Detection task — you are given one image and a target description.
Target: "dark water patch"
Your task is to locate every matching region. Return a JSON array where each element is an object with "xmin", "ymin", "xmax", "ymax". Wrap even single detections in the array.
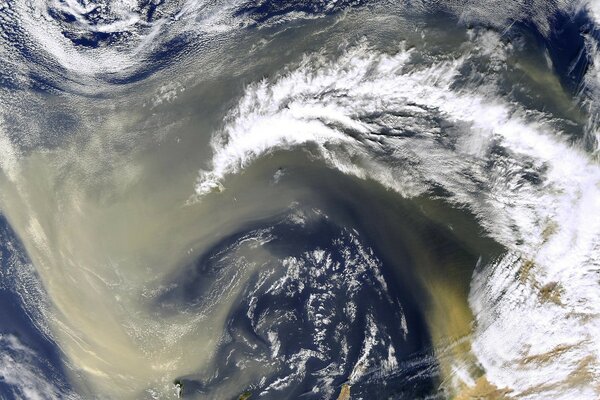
[
  {"xmin": 157, "ymin": 145, "xmax": 508, "ymax": 398},
  {"xmin": 157, "ymin": 203, "xmax": 438, "ymax": 398},
  {"xmin": 509, "ymin": 9, "xmax": 600, "ymax": 94},
  {"xmin": 0, "ymin": 215, "xmax": 74, "ymax": 399},
  {"xmin": 62, "ymin": 30, "xmax": 128, "ymax": 49}
]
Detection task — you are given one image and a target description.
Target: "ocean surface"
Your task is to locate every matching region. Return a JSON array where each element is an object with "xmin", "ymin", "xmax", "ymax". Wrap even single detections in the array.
[{"xmin": 1, "ymin": 0, "xmax": 600, "ymax": 399}]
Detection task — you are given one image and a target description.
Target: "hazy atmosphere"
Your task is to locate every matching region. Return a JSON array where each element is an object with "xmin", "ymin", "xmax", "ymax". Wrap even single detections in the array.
[{"xmin": 1, "ymin": 0, "xmax": 600, "ymax": 398}]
